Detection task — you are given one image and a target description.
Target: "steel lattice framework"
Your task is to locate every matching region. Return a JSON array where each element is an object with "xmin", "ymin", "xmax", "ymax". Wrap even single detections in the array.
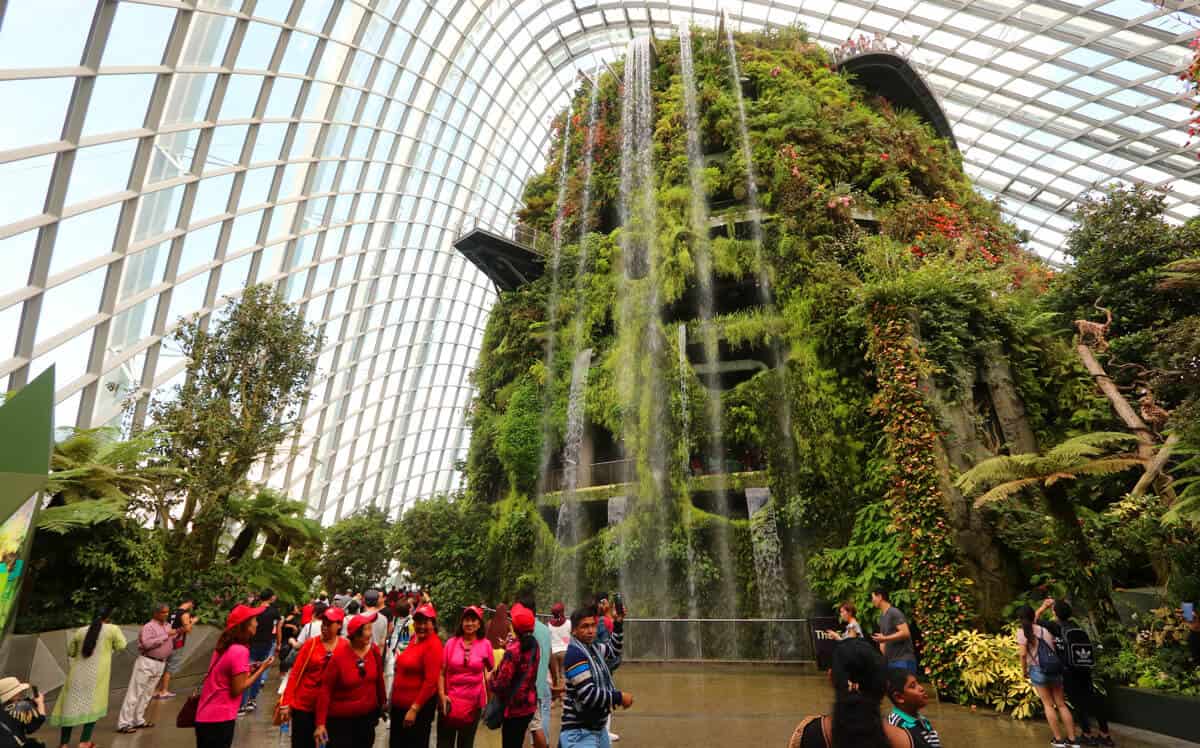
[{"xmin": 1, "ymin": 0, "xmax": 1198, "ymax": 523}]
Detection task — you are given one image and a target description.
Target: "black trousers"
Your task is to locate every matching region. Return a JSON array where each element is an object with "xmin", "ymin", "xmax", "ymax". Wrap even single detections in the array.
[
  {"xmin": 327, "ymin": 714, "xmax": 377, "ymax": 748},
  {"xmin": 1064, "ymin": 669, "xmax": 1109, "ymax": 733},
  {"xmin": 194, "ymin": 720, "xmax": 236, "ymax": 748},
  {"xmin": 436, "ymin": 716, "xmax": 480, "ymax": 748},
  {"xmin": 291, "ymin": 708, "xmax": 317, "ymax": 748},
  {"xmin": 390, "ymin": 701, "xmax": 436, "ymax": 748},
  {"xmin": 501, "ymin": 715, "xmax": 533, "ymax": 748}
]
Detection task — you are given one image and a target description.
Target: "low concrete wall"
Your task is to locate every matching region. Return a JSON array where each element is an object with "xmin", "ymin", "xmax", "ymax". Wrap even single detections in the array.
[{"xmin": 0, "ymin": 624, "xmax": 221, "ymax": 696}]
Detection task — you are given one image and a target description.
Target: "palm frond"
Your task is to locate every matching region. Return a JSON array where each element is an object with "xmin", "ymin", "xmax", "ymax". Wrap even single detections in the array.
[{"xmin": 1157, "ymin": 257, "xmax": 1200, "ymax": 292}]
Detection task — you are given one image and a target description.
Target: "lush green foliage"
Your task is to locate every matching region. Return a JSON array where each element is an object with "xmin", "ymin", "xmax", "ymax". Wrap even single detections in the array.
[
  {"xmin": 317, "ymin": 506, "xmax": 394, "ymax": 595},
  {"xmin": 391, "ymin": 494, "xmax": 491, "ymax": 626},
  {"xmin": 1099, "ymin": 606, "xmax": 1200, "ymax": 695}
]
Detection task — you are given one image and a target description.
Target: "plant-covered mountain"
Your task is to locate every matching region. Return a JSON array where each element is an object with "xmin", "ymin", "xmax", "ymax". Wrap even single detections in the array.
[{"xmin": 455, "ymin": 26, "xmax": 1193, "ymax": 684}]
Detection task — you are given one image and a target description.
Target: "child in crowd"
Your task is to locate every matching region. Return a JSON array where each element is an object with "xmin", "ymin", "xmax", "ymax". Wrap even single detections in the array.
[{"xmin": 885, "ymin": 669, "xmax": 942, "ymax": 748}]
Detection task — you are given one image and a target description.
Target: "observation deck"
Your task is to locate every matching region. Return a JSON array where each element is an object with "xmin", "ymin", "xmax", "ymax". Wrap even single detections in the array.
[{"xmin": 452, "ymin": 223, "xmax": 546, "ymax": 292}]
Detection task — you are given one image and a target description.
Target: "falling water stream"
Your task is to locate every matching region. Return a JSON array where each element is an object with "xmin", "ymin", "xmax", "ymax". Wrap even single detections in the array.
[
  {"xmin": 554, "ymin": 82, "xmax": 601, "ymax": 605},
  {"xmin": 680, "ymin": 23, "xmax": 736, "ymax": 646},
  {"xmin": 537, "ymin": 113, "xmax": 574, "ymax": 496},
  {"xmin": 616, "ymin": 36, "xmax": 671, "ymax": 612},
  {"xmin": 723, "ymin": 25, "xmax": 794, "ymax": 631}
]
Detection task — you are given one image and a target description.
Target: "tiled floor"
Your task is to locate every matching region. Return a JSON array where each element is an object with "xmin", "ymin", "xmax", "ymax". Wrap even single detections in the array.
[{"xmin": 59, "ymin": 663, "xmax": 1184, "ymax": 747}]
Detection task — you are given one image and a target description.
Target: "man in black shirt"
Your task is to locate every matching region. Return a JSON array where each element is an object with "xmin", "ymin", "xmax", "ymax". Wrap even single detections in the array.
[{"xmin": 239, "ymin": 588, "xmax": 279, "ymax": 714}]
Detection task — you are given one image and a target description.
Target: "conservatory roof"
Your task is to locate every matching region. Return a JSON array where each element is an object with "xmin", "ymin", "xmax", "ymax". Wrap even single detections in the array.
[{"xmin": 1, "ymin": 0, "xmax": 1198, "ymax": 522}]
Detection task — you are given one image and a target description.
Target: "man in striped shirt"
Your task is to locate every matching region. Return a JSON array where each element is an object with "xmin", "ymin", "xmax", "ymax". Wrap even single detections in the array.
[{"xmin": 560, "ymin": 604, "xmax": 633, "ymax": 748}]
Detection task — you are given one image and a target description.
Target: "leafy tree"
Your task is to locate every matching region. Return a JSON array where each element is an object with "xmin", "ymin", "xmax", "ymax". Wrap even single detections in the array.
[
  {"xmin": 391, "ymin": 494, "xmax": 491, "ymax": 625},
  {"xmin": 152, "ymin": 284, "xmax": 322, "ymax": 569},
  {"xmin": 1045, "ymin": 185, "xmax": 1200, "ymax": 364},
  {"xmin": 318, "ymin": 506, "xmax": 394, "ymax": 594}
]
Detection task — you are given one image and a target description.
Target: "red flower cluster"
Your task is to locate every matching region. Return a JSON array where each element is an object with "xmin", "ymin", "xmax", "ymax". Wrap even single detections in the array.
[{"xmin": 904, "ymin": 198, "xmax": 1010, "ymax": 265}]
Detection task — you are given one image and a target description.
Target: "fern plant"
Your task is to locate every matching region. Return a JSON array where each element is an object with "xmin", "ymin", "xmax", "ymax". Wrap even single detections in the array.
[{"xmin": 956, "ymin": 432, "xmax": 1144, "ymax": 507}]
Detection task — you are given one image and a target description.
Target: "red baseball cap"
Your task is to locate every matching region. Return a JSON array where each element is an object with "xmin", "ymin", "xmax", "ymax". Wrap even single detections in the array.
[
  {"xmin": 225, "ymin": 604, "xmax": 266, "ymax": 631},
  {"xmin": 413, "ymin": 603, "xmax": 437, "ymax": 620},
  {"xmin": 347, "ymin": 611, "xmax": 378, "ymax": 637},
  {"xmin": 322, "ymin": 606, "xmax": 346, "ymax": 623},
  {"xmin": 511, "ymin": 603, "xmax": 535, "ymax": 634},
  {"xmin": 461, "ymin": 605, "xmax": 484, "ymax": 622}
]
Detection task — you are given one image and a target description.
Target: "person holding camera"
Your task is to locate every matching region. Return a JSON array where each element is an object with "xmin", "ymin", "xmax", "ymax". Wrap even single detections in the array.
[
  {"xmin": 560, "ymin": 602, "xmax": 631, "ymax": 748},
  {"xmin": 0, "ymin": 677, "xmax": 46, "ymax": 748}
]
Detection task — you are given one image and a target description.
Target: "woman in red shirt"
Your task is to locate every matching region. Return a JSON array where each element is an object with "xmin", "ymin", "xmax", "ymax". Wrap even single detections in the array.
[
  {"xmin": 313, "ymin": 613, "xmax": 386, "ymax": 748},
  {"xmin": 279, "ymin": 607, "xmax": 346, "ymax": 748},
  {"xmin": 390, "ymin": 604, "xmax": 443, "ymax": 748},
  {"xmin": 491, "ymin": 604, "xmax": 541, "ymax": 748}
]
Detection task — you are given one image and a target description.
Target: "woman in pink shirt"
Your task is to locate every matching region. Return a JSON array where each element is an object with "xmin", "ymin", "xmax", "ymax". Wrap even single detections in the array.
[{"xmin": 194, "ymin": 604, "xmax": 275, "ymax": 748}]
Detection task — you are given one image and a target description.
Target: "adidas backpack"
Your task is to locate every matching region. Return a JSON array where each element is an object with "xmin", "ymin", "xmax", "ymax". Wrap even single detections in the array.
[{"xmin": 1060, "ymin": 623, "xmax": 1096, "ymax": 670}]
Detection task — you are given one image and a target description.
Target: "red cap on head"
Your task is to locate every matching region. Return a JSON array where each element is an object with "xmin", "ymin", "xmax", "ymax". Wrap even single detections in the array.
[
  {"xmin": 413, "ymin": 603, "xmax": 437, "ymax": 620},
  {"xmin": 347, "ymin": 611, "xmax": 378, "ymax": 637},
  {"xmin": 551, "ymin": 602, "xmax": 565, "ymax": 616},
  {"xmin": 322, "ymin": 606, "xmax": 345, "ymax": 623},
  {"xmin": 511, "ymin": 603, "xmax": 535, "ymax": 634},
  {"xmin": 225, "ymin": 604, "xmax": 266, "ymax": 631},
  {"xmin": 461, "ymin": 606, "xmax": 484, "ymax": 622}
]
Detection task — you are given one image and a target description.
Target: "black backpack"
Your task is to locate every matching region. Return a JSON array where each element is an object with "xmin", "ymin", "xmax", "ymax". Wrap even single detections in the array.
[{"xmin": 1060, "ymin": 623, "xmax": 1096, "ymax": 670}]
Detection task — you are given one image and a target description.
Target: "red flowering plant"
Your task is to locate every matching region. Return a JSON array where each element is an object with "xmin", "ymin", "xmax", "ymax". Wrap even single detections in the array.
[
  {"xmin": 866, "ymin": 306, "xmax": 976, "ymax": 697},
  {"xmin": 883, "ymin": 197, "xmax": 1016, "ymax": 265}
]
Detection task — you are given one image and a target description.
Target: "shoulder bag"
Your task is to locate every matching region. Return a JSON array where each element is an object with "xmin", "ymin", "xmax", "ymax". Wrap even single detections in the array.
[
  {"xmin": 273, "ymin": 639, "xmax": 318, "ymax": 726},
  {"xmin": 482, "ymin": 649, "xmax": 530, "ymax": 730},
  {"xmin": 176, "ymin": 651, "xmax": 219, "ymax": 728}
]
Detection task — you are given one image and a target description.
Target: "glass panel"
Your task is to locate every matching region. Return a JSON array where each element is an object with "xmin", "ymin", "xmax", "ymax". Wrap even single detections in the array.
[
  {"xmin": 265, "ymin": 76, "xmax": 303, "ymax": 118},
  {"xmin": 215, "ymin": 251, "xmax": 252, "ymax": 298},
  {"xmin": 0, "ymin": 77, "xmax": 73, "ymax": 149},
  {"xmin": 109, "ymin": 296, "xmax": 157, "ymax": 349},
  {"xmin": 132, "ymin": 184, "xmax": 185, "ymax": 242},
  {"xmin": 50, "ymin": 203, "xmax": 121, "ymax": 276},
  {"xmin": 192, "ymin": 172, "xmax": 236, "ymax": 222},
  {"xmin": 0, "ymin": 230, "xmax": 36, "ymax": 299},
  {"xmin": 161, "ymin": 74, "xmax": 217, "ymax": 127},
  {"xmin": 101, "ymin": 2, "xmax": 175, "ymax": 67},
  {"xmin": 0, "ymin": 2, "xmax": 91, "ymax": 68},
  {"xmin": 250, "ymin": 122, "xmax": 288, "ymax": 163},
  {"xmin": 206, "ymin": 124, "xmax": 250, "ymax": 168},
  {"xmin": 64, "ymin": 138, "xmax": 137, "ymax": 206},
  {"xmin": 81, "ymin": 74, "xmax": 154, "ymax": 136},
  {"xmin": 36, "ymin": 265, "xmax": 106, "ymax": 343},
  {"xmin": 148, "ymin": 128, "xmax": 202, "ymax": 184},
  {"xmin": 0, "ymin": 154, "xmax": 54, "ymax": 227},
  {"xmin": 220, "ymin": 74, "xmax": 264, "ymax": 121},
  {"xmin": 118, "ymin": 240, "xmax": 171, "ymax": 300},
  {"xmin": 236, "ymin": 23, "xmax": 281, "ymax": 70},
  {"xmin": 177, "ymin": 221, "xmax": 222, "ymax": 274},
  {"xmin": 167, "ymin": 269, "xmax": 210, "ymax": 319}
]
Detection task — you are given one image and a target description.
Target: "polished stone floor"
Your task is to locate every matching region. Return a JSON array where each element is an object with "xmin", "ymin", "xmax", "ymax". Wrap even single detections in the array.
[{"xmin": 65, "ymin": 663, "xmax": 1185, "ymax": 747}]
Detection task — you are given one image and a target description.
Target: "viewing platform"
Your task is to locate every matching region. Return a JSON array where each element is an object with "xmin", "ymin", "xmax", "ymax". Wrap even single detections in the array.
[{"xmin": 452, "ymin": 223, "xmax": 546, "ymax": 292}]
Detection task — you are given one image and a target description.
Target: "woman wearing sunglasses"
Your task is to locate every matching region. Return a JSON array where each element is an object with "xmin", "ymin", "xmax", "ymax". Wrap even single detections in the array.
[
  {"xmin": 279, "ymin": 607, "xmax": 346, "ymax": 748},
  {"xmin": 437, "ymin": 606, "xmax": 493, "ymax": 748},
  {"xmin": 313, "ymin": 612, "xmax": 386, "ymax": 748}
]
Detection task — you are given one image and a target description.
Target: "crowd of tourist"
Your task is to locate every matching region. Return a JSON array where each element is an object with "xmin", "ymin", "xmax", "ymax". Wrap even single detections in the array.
[{"xmin": 7, "ymin": 580, "xmax": 1199, "ymax": 748}]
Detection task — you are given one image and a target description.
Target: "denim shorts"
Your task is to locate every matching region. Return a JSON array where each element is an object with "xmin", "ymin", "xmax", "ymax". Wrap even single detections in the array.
[
  {"xmin": 559, "ymin": 728, "xmax": 610, "ymax": 748},
  {"xmin": 1029, "ymin": 664, "xmax": 1061, "ymax": 687}
]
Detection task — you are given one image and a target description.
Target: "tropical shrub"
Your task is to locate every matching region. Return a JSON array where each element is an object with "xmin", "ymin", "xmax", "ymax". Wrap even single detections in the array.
[{"xmin": 946, "ymin": 628, "xmax": 1040, "ymax": 718}]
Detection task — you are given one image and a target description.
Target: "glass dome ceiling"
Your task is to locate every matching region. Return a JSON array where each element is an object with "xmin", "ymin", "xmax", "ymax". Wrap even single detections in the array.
[{"xmin": 1, "ymin": 0, "xmax": 1197, "ymax": 522}]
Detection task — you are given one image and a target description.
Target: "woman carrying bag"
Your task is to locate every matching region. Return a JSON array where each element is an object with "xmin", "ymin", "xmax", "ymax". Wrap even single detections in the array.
[
  {"xmin": 489, "ymin": 604, "xmax": 540, "ymax": 748},
  {"xmin": 437, "ymin": 607, "xmax": 493, "ymax": 748},
  {"xmin": 191, "ymin": 604, "xmax": 274, "ymax": 748},
  {"xmin": 278, "ymin": 607, "xmax": 346, "ymax": 748},
  {"xmin": 313, "ymin": 613, "xmax": 386, "ymax": 748}
]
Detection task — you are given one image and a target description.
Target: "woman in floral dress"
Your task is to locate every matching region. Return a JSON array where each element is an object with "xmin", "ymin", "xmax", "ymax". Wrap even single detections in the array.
[{"xmin": 50, "ymin": 608, "xmax": 127, "ymax": 748}]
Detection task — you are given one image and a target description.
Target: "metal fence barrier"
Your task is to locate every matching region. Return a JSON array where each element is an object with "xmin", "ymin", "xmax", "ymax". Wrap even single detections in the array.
[{"xmin": 614, "ymin": 617, "xmax": 816, "ymax": 663}]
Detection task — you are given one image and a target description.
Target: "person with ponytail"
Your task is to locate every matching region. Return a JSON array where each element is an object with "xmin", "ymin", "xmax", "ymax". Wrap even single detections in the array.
[
  {"xmin": 49, "ymin": 608, "xmax": 126, "ymax": 748},
  {"xmin": 490, "ymin": 604, "xmax": 541, "ymax": 748},
  {"xmin": 1016, "ymin": 603, "xmax": 1080, "ymax": 748},
  {"xmin": 194, "ymin": 604, "xmax": 275, "ymax": 748},
  {"xmin": 788, "ymin": 638, "xmax": 910, "ymax": 748}
]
